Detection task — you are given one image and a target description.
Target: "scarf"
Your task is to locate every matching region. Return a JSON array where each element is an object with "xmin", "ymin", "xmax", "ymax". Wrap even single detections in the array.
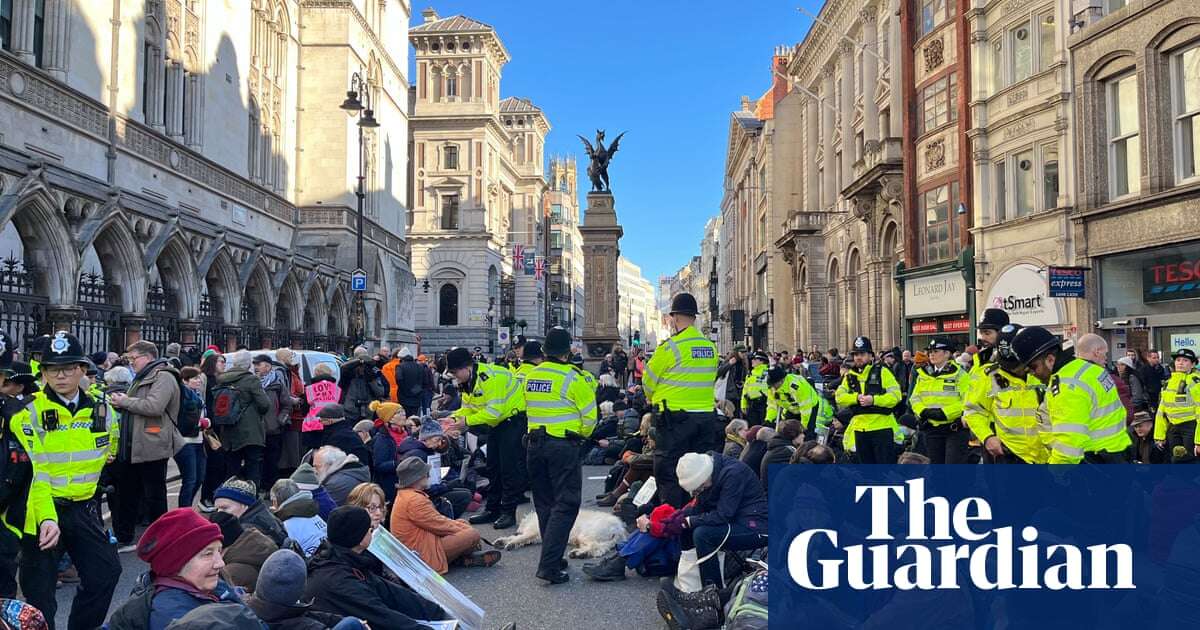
[{"xmin": 259, "ymin": 366, "xmax": 282, "ymax": 390}]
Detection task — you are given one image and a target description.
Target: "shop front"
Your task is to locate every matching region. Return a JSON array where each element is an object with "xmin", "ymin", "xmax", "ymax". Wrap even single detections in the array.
[
  {"xmin": 1097, "ymin": 240, "xmax": 1200, "ymax": 355},
  {"xmin": 902, "ymin": 270, "xmax": 972, "ymax": 351},
  {"xmin": 983, "ymin": 263, "xmax": 1068, "ymax": 334}
]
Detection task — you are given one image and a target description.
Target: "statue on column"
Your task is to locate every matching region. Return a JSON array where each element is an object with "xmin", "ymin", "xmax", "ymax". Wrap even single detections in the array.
[{"xmin": 577, "ymin": 129, "xmax": 626, "ymax": 192}]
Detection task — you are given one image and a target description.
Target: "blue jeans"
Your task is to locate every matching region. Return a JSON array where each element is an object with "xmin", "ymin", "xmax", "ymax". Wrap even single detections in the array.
[
  {"xmin": 174, "ymin": 443, "xmax": 206, "ymax": 509},
  {"xmin": 689, "ymin": 523, "xmax": 767, "ymax": 588}
]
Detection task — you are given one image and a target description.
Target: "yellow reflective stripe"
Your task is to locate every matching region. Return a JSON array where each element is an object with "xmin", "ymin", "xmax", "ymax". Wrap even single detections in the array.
[
  {"xmin": 1051, "ymin": 441, "xmax": 1085, "ymax": 457},
  {"xmin": 1090, "ymin": 422, "xmax": 1126, "ymax": 441},
  {"xmin": 995, "ymin": 422, "xmax": 1038, "ymax": 437},
  {"xmin": 529, "ymin": 413, "xmax": 581, "ymax": 425},
  {"xmin": 1053, "ymin": 423, "xmax": 1089, "ymax": 434},
  {"xmin": 650, "ymin": 377, "xmax": 711, "ymax": 389},
  {"xmin": 28, "ymin": 448, "xmax": 109, "ymax": 465}
]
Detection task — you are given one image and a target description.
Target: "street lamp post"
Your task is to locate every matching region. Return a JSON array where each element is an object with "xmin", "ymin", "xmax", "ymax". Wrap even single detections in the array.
[{"xmin": 339, "ymin": 71, "xmax": 380, "ymax": 349}]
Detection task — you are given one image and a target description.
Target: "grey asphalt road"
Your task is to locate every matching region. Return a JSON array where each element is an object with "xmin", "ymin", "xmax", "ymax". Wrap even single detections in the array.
[{"xmin": 56, "ymin": 464, "xmax": 663, "ymax": 629}]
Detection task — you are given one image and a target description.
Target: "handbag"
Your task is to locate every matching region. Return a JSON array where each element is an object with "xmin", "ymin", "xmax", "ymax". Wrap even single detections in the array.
[
  {"xmin": 674, "ymin": 523, "xmax": 730, "ymax": 593},
  {"xmin": 203, "ymin": 429, "xmax": 222, "ymax": 451}
]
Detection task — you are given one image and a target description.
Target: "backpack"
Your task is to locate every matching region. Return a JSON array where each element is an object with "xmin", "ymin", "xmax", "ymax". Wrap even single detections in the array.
[
  {"xmin": 210, "ymin": 383, "xmax": 246, "ymax": 427},
  {"xmin": 104, "ymin": 578, "xmax": 154, "ymax": 630},
  {"xmin": 176, "ymin": 379, "xmax": 204, "ymax": 438},
  {"xmin": 724, "ymin": 569, "xmax": 768, "ymax": 630}
]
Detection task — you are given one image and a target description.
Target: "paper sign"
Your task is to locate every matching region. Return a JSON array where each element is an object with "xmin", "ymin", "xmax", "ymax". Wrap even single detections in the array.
[
  {"xmin": 428, "ymin": 454, "xmax": 442, "ymax": 485},
  {"xmin": 633, "ymin": 477, "xmax": 657, "ymax": 507}
]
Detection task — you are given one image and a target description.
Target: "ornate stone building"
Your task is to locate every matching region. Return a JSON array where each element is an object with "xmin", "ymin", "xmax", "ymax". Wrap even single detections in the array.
[
  {"xmin": 546, "ymin": 157, "xmax": 585, "ymax": 338},
  {"xmin": 617, "ymin": 256, "xmax": 660, "ymax": 349},
  {"xmin": 406, "ymin": 10, "xmax": 550, "ymax": 354},
  {"xmin": 0, "ymin": 0, "xmax": 414, "ymax": 354}
]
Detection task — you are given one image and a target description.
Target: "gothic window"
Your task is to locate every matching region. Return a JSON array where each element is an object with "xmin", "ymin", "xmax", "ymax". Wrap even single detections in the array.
[
  {"xmin": 249, "ymin": 1, "xmax": 288, "ymax": 192},
  {"xmin": 31, "ymin": 0, "xmax": 43, "ymax": 67},
  {"xmin": 143, "ymin": 9, "xmax": 165, "ymax": 128},
  {"xmin": 439, "ymin": 284, "xmax": 458, "ymax": 326}
]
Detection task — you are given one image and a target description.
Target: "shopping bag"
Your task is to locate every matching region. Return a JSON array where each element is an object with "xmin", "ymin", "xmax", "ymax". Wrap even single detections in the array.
[{"xmin": 673, "ymin": 524, "xmax": 730, "ymax": 593}]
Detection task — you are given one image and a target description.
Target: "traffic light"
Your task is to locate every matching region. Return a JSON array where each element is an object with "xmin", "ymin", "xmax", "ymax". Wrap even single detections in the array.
[{"xmin": 633, "ymin": 330, "xmax": 641, "ymax": 346}]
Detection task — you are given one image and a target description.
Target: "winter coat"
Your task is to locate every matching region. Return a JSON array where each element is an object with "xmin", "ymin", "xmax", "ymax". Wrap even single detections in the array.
[
  {"xmin": 305, "ymin": 542, "xmax": 448, "ymax": 630},
  {"xmin": 722, "ymin": 434, "xmax": 747, "ymax": 460},
  {"xmin": 337, "ymin": 359, "xmax": 386, "ymax": 422},
  {"xmin": 389, "ymin": 487, "xmax": 476, "ymax": 574},
  {"xmin": 759, "ymin": 436, "xmax": 796, "ymax": 489},
  {"xmin": 117, "ymin": 359, "xmax": 184, "ymax": 464},
  {"xmin": 1121, "ymin": 369, "xmax": 1148, "ymax": 411},
  {"xmin": 1112, "ymin": 370, "xmax": 1135, "ymax": 423},
  {"xmin": 241, "ymin": 500, "xmax": 289, "ymax": 548},
  {"xmin": 310, "ymin": 486, "xmax": 337, "ymax": 520},
  {"xmin": 139, "ymin": 575, "xmax": 247, "ymax": 630},
  {"xmin": 394, "ymin": 436, "xmax": 431, "ymax": 462},
  {"xmin": 319, "ymin": 456, "xmax": 372, "ymax": 505},
  {"xmin": 1128, "ymin": 426, "xmax": 1167, "ymax": 464},
  {"xmin": 287, "ymin": 365, "xmax": 307, "ymax": 426},
  {"xmin": 683, "ymin": 452, "xmax": 768, "ymax": 532},
  {"xmin": 371, "ymin": 427, "xmax": 400, "ymax": 505},
  {"xmin": 216, "ymin": 368, "xmax": 272, "ymax": 452},
  {"xmin": 247, "ymin": 596, "xmax": 349, "ymax": 630},
  {"xmin": 320, "ymin": 420, "xmax": 371, "ymax": 464},
  {"xmin": 717, "ymin": 359, "xmax": 748, "ymax": 401},
  {"xmin": 395, "ymin": 358, "xmax": 428, "ymax": 410},
  {"xmin": 262, "ymin": 365, "xmax": 294, "ymax": 436},
  {"xmin": 739, "ymin": 440, "xmax": 768, "ymax": 480},
  {"xmin": 223, "ymin": 526, "xmax": 279, "ymax": 592},
  {"xmin": 275, "ymin": 491, "xmax": 328, "ymax": 556}
]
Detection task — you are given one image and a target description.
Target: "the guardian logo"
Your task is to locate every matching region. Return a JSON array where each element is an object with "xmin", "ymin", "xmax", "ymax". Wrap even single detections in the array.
[{"xmin": 787, "ymin": 479, "xmax": 1134, "ymax": 591}]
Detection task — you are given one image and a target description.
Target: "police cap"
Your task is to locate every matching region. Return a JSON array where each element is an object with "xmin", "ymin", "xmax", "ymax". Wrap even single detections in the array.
[
  {"xmin": 445, "ymin": 347, "xmax": 474, "ymax": 372},
  {"xmin": 523, "ymin": 340, "xmax": 544, "ymax": 360},
  {"xmin": 977, "ymin": 308, "xmax": 1010, "ymax": 331},
  {"xmin": 570, "ymin": 354, "xmax": 585, "ymax": 367},
  {"xmin": 766, "ymin": 366, "xmax": 788, "ymax": 386},
  {"xmin": 668, "ymin": 293, "xmax": 699, "ymax": 317},
  {"xmin": 851, "ymin": 336, "xmax": 874, "ymax": 355},
  {"xmin": 1171, "ymin": 348, "xmax": 1198, "ymax": 363},
  {"xmin": 38, "ymin": 331, "xmax": 90, "ymax": 367},
  {"xmin": 995, "ymin": 324, "xmax": 1024, "ymax": 362},
  {"xmin": 30, "ymin": 333, "xmax": 51, "ymax": 356},
  {"xmin": 750, "ymin": 351, "xmax": 769, "ymax": 364},
  {"xmin": 544, "ymin": 327, "xmax": 572, "ymax": 357},
  {"xmin": 927, "ymin": 337, "xmax": 956, "ymax": 352},
  {"xmin": 1011, "ymin": 326, "xmax": 1060, "ymax": 367}
]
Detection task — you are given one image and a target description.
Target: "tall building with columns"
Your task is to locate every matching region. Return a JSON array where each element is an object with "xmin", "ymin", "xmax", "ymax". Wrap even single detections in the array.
[
  {"xmin": 407, "ymin": 9, "xmax": 549, "ymax": 354},
  {"xmin": 546, "ymin": 157, "xmax": 585, "ymax": 338},
  {"xmin": 777, "ymin": 0, "xmax": 905, "ymax": 353},
  {"xmin": 0, "ymin": 0, "xmax": 414, "ymax": 354}
]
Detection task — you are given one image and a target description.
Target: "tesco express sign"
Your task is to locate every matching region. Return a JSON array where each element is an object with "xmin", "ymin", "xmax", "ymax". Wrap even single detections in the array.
[{"xmin": 985, "ymin": 263, "xmax": 1065, "ymax": 327}]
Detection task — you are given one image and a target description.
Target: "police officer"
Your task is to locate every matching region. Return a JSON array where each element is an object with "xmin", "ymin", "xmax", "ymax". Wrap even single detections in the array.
[
  {"xmin": 1025, "ymin": 332, "xmax": 1130, "ymax": 464},
  {"xmin": 523, "ymin": 327, "xmax": 597, "ymax": 584},
  {"xmin": 448, "ymin": 346, "xmax": 526, "ymax": 530},
  {"xmin": 1154, "ymin": 348, "xmax": 1200, "ymax": 462},
  {"xmin": 28, "ymin": 333, "xmax": 50, "ymax": 384},
  {"xmin": 11, "ymin": 331, "xmax": 120, "ymax": 629},
  {"xmin": 963, "ymin": 324, "xmax": 1049, "ymax": 464},
  {"xmin": 739, "ymin": 351, "xmax": 770, "ymax": 426},
  {"xmin": 834, "ymin": 336, "xmax": 902, "ymax": 464},
  {"xmin": 970, "ymin": 308, "xmax": 1011, "ymax": 385},
  {"xmin": 910, "ymin": 337, "xmax": 971, "ymax": 464},
  {"xmin": 764, "ymin": 365, "xmax": 820, "ymax": 435},
  {"xmin": 644, "ymin": 293, "xmax": 719, "ymax": 508}
]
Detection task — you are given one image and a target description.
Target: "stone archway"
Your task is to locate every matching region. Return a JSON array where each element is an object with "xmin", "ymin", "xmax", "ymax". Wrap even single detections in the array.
[{"xmin": 76, "ymin": 218, "xmax": 142, "ymax": 352}]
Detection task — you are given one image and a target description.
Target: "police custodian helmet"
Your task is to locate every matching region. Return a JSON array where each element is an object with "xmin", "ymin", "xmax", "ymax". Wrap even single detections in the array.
[
  {"xmin": 668, "ymin": 293, "xmax": 699, "ymax": 317},
  {"xmin": 544, "ymin": 327, "xmax": 572, "ymax": 358},
  {"xmin": 1010, "ymin": 326, "xmax": 1060, "ymax": 367},
  {"xmin": 445, "ymin": 347, "xmax": 474, "ymax": 372},
  {"xmin": 38, "ymin": 331, "xmax": 90, "ymax": 367},
  {"xmin": 851, "ymin": 336, "xmax": 874, "ymax": 354}
]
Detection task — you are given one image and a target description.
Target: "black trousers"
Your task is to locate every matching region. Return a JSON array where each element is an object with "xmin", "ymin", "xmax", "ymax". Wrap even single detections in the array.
[
  {"xmin": 112, "ymin": 458, "xmax": 168, "ymax": 544},
  {"xmin": 226, "ymin": 445, "xmax": 265, "ymax": 490},
  {"xmin": 201, "ymin": 443, "xmax": 227, "ymax": 503},
  {"xmin": 744, "ymin": 397, "xmax": 767, "ymax": 427},
  {"xmin": 21, "ymin": 499, "xmax": 120, "ymax": 630},
  {"xmin": 1166, "ymin": 421, "xmax": 1197, "ymax": 463},
  {"xmin": 262, "ymin": 432, "xmax": 284, "ymax": 493},
  {"xmin": 653, "ymin": 410, "xmax": 716, "ymax": 508},
  {"xmin": 526, "ymin": 432, "xmax": 581, "ymax": 575},
  {"xmin": 0, "ymin": 524, "xmax": 18, "ymax": 599},
  {"xmin": 484, "ymin": 414, "xmax": 527, "ymax": 514},
  {"xmin": 924, "ymin": 422, "xmax": 971, "ymax": 465},
  {"xmin": 1083, "ymin": 450, "xmax": 1130, "ymax": 464},
  {"xmin": 853, "ymin": 428, "xmax": 897, "ymax": 464}
]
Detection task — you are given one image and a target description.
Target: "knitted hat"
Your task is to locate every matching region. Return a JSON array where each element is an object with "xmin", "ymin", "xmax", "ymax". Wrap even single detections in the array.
[
  {"xmin": 676, "ymin": 452, "xmax": 714, "ymax": 494},
  {"xmin": 326, "ymin": 506, "xmax": 372, "ymax": 548},
  {"xmin": 369, "ymin": 400, "xmax": 403, "ymax": 423},
  {"xmin": 214, "ymin": 477, "xmax": 258, "ymax": 507},
  {"xmin": 418, "ymin": 417, "xmax": 444, "ymax": 441},
  {"xmin": 291, "ymin": 463, "xmax": 319, "ymax": 491},
  {"xmin": 352, "ymin": 419, "xmax": 375, "ymax": 434},
  {"xmin": 316, "ymin": 403, "xmax": 346, "ymax": 420},
  {"xmin": 255, "ymin": 549, "xmax": 308, "ymax": 606},
  {"xmin": 395, "ymin": 456, "xmax": 430, "ymax": 489},
  {"xmin": 137, "ymin": 508, "xmax": 223, "ymax": 578},
  {"xmin": 208, "ymin": 510, "xmax": 244, "ymax": 546}
]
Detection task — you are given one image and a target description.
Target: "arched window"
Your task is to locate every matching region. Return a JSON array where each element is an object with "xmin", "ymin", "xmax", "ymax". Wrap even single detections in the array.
[
  {"xmin": 249, "ymin": 1, "xmax": 288, "ymax": 192},
  {"xmin": 439, "ymin": 283, "xmax": 458, "ymax": 326},
  {"xmin": 143, "ymin": 7, "xmax": 165, "ymax": 128}
]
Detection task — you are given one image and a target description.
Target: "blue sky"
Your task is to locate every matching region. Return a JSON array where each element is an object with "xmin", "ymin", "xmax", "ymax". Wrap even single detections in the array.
[{"xmin": 410, "ymin": 1, "xmax": 818, "ymax": 285}]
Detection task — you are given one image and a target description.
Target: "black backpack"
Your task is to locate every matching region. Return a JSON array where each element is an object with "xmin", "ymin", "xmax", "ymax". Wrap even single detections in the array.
[{"xmin": 175, "ymin": 379, "xmax": 204, "ymax": 438}]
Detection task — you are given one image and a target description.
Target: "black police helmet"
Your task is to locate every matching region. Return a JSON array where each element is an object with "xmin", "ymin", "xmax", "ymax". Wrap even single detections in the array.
[
  {"xmin": 851, "ymin": 336, "xmax": 873, "ymax": 354},
  {"xmin": 1011, "ymin": 326, "xmax": 1060, "ymax": 367},
  {"xmin": 544, "ymin": 327, "xmax": 572, "ymax": 358},
  {"xmin": 30, "ymin": 333, "xmax": 51, "ymax": 356},
  {"xmin": 1171, "ymin": 348, "xmax": 1197, "ymax": 363},
  {"xmin": 750, "ymin": 351, "xmax": 769, "ymax": 364},
  {"xmin": 995, "ymin": 324, "xmax": 1024, "ymax": 362},
  {"xmin": 38, "ymin": 331, "xmax": 90, "ymax": 367},
  {"xmin": 668, "ymin": 293, "xmax": 699, "ymax": 317},
  {"xmin": 523, "ymin": 340, "xmax": 544, "ymax": 360},
  {"xmin": 766, "ymin": 366, "xmax": 788, "ymax": 386},
  {"xmin": 445, "ymin": 347, "xmax": 474, "ymax": 372},
  {"xmin": 927, "ymin": 337, "xmax": 956, "ymax": 352},
  {"xmin": 977, "ymin": 308, "xmax": 1010, "ymax": 332}
]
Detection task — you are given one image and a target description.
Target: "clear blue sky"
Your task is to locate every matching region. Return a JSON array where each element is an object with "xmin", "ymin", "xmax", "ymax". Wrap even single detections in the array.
[{"xmin": 410, "ymin": 1, "xmax": 819, "ymax": 284}]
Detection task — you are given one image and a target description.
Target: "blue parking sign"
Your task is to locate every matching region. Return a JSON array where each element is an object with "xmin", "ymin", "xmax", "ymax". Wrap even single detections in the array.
[{"xmin": 351, "ymin": 270, "xmax": 367, "ymax": 292}]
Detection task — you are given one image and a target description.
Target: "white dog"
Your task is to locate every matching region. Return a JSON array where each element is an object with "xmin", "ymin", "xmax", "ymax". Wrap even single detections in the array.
[{"xmin": 492, "ymin": 509, "xmax": 628, "ymax": 558}]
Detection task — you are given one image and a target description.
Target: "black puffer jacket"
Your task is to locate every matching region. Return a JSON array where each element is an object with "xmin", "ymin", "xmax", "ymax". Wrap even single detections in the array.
[
  {"xmin": 247, "ymin": 596, "xmax": 348, "ymax": 630},
  {"xmin": 305, "ymin": 542, "xmax": 447, "ymax": 630}
]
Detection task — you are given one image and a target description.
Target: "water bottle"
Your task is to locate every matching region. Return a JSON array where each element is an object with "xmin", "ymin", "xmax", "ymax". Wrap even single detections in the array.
[{"xmin": 816, "ymin": 423, "xmax": 829, "ymax": 445}]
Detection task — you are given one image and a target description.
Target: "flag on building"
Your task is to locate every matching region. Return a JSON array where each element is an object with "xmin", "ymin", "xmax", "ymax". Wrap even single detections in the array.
[
  {"xmin": 534, "ymin": 256, "xmax": 547, "ymax": 280},
  {"xmin": 513, "ymin": 243, "xmax": 524, "ymax": 267}
]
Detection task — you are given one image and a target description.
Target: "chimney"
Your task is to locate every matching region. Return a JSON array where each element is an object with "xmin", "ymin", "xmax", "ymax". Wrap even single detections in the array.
[
  {"xmin": 422, "ymin": 7, "xmax": 440, "ymax": 23},
  {"xmin": 740, "ymin": 96, "xmax": 751, "ymax": 111},
  {"xmin": 770, "ymin": 45, "xmax": 791, "ymax": 105}
]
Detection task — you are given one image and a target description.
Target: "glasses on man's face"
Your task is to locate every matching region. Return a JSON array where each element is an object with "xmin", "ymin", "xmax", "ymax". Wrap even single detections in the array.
[{"xmin": 43, "ymin": 365, "xmax": 80, "ymax": 377}]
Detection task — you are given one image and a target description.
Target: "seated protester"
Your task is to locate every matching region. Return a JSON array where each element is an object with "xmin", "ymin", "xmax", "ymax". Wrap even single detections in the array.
[
  {"xmin": 109, "ymin": 509, "xmax": 256, "ymax": 630},
  {"xmin": 389, "ymin": 457, "xmax": 500, "ymax": 574},
  {"xmin": 291, "ymin": 464, "xmax": 336, "ymax": 520},
  {"xmin": 394, "ymin": 419, "xmax": 474, "ymax": 518},
  {"xmin": 597, "ymin": 415, "xmax": 656, "ymax": 508},
  {"xmin": 214, "ymin": 477, "xmax": 290, "ymax": 548},
  {"xmin": 647, "ymin": 452, "xmax": 768, "ymax": 590},
  {"xmin": 270, "ymin": 479, "xmax": 328, "ymax": 557},
  {"xmin": 345, "ymin": 483, "xmax": 388, "ymax": 531},
  {"xmin": 759, "ymin": 420, "xmax": 803, "ymax": 490},
  {"xmin": 722, "ymin": 419, "xmax": 749, "ymax": 460},
  {"xmin": 313, "ymin": 446, "xmax": 371, "ymax": 506},
  {"xmin": 790, "ymin": 442, "xmax": 836, "ymax": 464},
  {"xmin": 1128, "ymin": 410, "xmax": 1166, "ymax": 464},
  {"xmin": 306, "ymin": 506, "xmax": 450, "ymax": 629},
  {"xmin": 738, "ymin": 426, "xmax": 772, "ymax": 479},
  {"xmin": 351, "ymin": 420, "xmax": 375, "ymax": 471},
  {"xmin": 313, "ymin": 404, "xmax": 371, "ymax": 464},
  {"xmin": 247, "ymin": 549, "xmax": 364, "ymax": 630},
  {"xmin": 368, "ymin": 401, "xmax": 407, "ymax": 508},
  {"xmin": 596, "ymin": 373, "xmax": 621, "ymax": 405},
  {"xmin": 210, "ymin": 511, "xmax": 278, "ymax": 593}
]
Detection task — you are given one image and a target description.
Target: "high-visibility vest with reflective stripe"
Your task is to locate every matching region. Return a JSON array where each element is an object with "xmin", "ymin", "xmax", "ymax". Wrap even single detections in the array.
[
  {"xmin": 10, "ymin": 390, "xmax": 119, "ymax": 502},
  {"xmin": 643, "ymin": 326, "xmax": 718, "ymax": 412},
  {"xmin": 963, "ymin": 365, "xmax": 1049, "ymax": 464},
  {"xmin": 834, "ymin": 364, "xmax": 902, "ymax": 433},
  {"xmin": 459, "ymin": 363, "xmax": 524, "ymax": 428},
  {"xmin": 910, "ymin": 362, "xmax": 969, "ymax": 425},
  {"xmin": 524, "ymin": 361, "xmax": 598, "ymax": 438},
  {"xmin": 767, "ymin": 373, "xmax": 819, "ymax": 424},
  {"xmin": 1045, "ymin": 358, "xmax": 1132, "ymax": 463},
  {"xmin": 1153, "ymin": 370, "xmax": 1200, "ymax": 442},
  {"xmin": 740, "ymin": 364, "xmax": 768, "ymax": 414}
]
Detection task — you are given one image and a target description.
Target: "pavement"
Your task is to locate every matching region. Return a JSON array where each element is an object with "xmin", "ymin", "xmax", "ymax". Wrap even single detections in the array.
[{"xmin": 56, "ymin": 464, "xmax": 662, "ymax": 629}]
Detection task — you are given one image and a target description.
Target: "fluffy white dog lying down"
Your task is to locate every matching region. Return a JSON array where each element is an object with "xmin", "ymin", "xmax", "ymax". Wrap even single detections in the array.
[{"xmin": 492, "ymin": 509, "xmax": 629, "ymax": 558}]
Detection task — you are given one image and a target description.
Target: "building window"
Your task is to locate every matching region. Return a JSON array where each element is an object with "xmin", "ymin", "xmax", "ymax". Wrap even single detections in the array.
[
  {"xmin": 0, "ymin": 0, "xmax": 13, "ymax": 52},
  {"xmin": 1013, "ymin": 149, "xmax": 1035, "ymax": 217},
  {"xmin": 920, "ymin": 0, "xmax": 947, "ymax": 37},
  {"xmin": 550, "ymin": 230, "xmax": 562, "ymax": 249},
  {"xmin": 1011, "ymin": 23, "xmax": 1032, "ymax": 83},
  {"xmin": 1107, "ymin": 73, "xmax": 1140, "ymax": 198},
  {"xmin": 921, "ymin": 73, "xmax": 957, "ymax": 134},
  {"xmin": 1173, "ymin": 45, "xmax": 1200, "ymax": 182},
  {"xmin": 1039, "ymin": 14, "xmax": 1055, "ymax": 72},
  {"xmin": 444, "ymin": 145, "xmax": 458, "ymax": 170},
  {"xmin": 550, "ymin": 203, "xmax": 562, "ymax": 223},
  {"xmin": 993, "ymin": 161, "xmax": 1006, "ymax": 221},
  {"xmin": 1106, "ymin": 0, "xmax": 1126, "ymax": 13},
  {"xmin": 1043, "ymin": 149, "xmax": 1060, "ymax": 210},
  {"xmin": 441, "ymin": 195, "xmax": 459, "ymax": 230},
  {"xmin": 446, "ymin": 75, "xmax": 458, "ymax": 97},
  {"xmin": 31, "ymin": 0, "xmax": 44, "ymax": 67},
  {"xmin": 438, "ymin": 284, "xmax": 458, "ymax": 326},
  {"xmin": 921, "ymin": 182, "xmax": 959, "ymax": 264}
]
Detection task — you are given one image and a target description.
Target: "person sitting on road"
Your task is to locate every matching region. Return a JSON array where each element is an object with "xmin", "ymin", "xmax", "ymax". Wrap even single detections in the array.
[
  {"xmin": 214, "ymin": 477, "xmax": 289, "ymax": 548},
  {"xmin": 313, "ymin": 446, "xmax": 371, "ymax": 506},
  {"xmin": 345, "ymin": 482, "xmax": 388, "ymax": 531},
  {"xmin": 291, "ymin": 463, "xmax": 336, "ymax": 520},
  {"xmin": 247, "ymin": 549, "xmax": 366, "ymax": 630},
  {"xmin": 388, "ymin": 457, "xmax": 500, "ymax": 574},
  {"xmin": 209, "ymin": 510, "xmax": 279, "ymax": 593},
  {"xmin": 270, "ymin": 479, "xmax": 328, "ymax": 557}
]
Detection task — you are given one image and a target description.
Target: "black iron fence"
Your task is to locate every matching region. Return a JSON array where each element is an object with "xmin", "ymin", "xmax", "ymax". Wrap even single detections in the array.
[
  {"xmin": 0, "ymin": 256, "xmax": 46, "ymax": 350},
  {"xmin": 73, "ymin": 271, "xmax": 123, "ymax": 354}
]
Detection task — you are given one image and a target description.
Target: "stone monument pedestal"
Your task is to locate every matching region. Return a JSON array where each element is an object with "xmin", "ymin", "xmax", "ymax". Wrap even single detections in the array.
[{"xmin": 579, "ymin": 192, "xmax": 623, "ymax": 374}]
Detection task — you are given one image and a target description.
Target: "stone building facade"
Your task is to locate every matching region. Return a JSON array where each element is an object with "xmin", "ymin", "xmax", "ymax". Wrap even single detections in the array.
[
  {"xmin": 546, "ymin": 157, "xmax": 585, "ymax": 338},
  {"xmin": 0, "ymin": 0, "xmax": 414, "ymax": 355},
  {"xmin": 406, "ymin": 10, "xmax": 549, "ymax": 354},
  {"xmin": 617, "ymin": 256, "xmax": 660, "ymax": 349}
]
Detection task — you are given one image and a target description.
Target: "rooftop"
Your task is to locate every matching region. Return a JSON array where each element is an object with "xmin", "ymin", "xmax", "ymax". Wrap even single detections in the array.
[
  {"xmin": 411, "ymin": 14, "xmax": 495, "ymax": 34},
  {"xmin": 500, "ymin": 96, "xmax": 542, "ymax": 114}
]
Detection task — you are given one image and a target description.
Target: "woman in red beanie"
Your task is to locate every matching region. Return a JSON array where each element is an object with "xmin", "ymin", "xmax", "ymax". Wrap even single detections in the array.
[{"xmin": 106, "ymin": 508, "xmax": 262, "ymax": 630}]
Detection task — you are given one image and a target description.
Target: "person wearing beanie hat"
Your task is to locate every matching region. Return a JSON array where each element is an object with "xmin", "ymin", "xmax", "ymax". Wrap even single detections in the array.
[
  {"xmin": 389, "ymin": 457, "xmax": 498, "ymax": 574},
  {"xmin": 368, "ymin": 400, "xmax": 402, "ymax": 424},
  {"xmin": 305, "ymin": 506, "xmax": 450, "ymax": 629},
  {"xmin": 215, "ymin": 477, "xmax": 289, "ymax": 548},
  {"xmin": 649, "ymin": 451, "xmax": 766, "ymax": 591},
  {"xmin": 290, "ymin": 465, "xmax": 336, "ymax": 520},
  {"xmin": 247, "ymin": 550, "xmax": 349, "ymax": 629},
  {"xmin": 835, "ymin": 333, "xmax": 903, "ymax": 464},
  {"xmin": 446, "ymin": 340, "xmax": 527, "ymax": 532},
  {"xmin": 210, "ymin": 509, "xmax": 279, "ymax": 594}
]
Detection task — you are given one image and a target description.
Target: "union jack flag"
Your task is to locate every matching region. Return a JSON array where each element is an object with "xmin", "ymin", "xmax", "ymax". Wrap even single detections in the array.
[
  {"xmin": 534, "ymin": 256, "xmax": 547, "ymax": 280},
  {"xmin": 512, "ymin": 244, "xmax": 524, "ymax": 266}
]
